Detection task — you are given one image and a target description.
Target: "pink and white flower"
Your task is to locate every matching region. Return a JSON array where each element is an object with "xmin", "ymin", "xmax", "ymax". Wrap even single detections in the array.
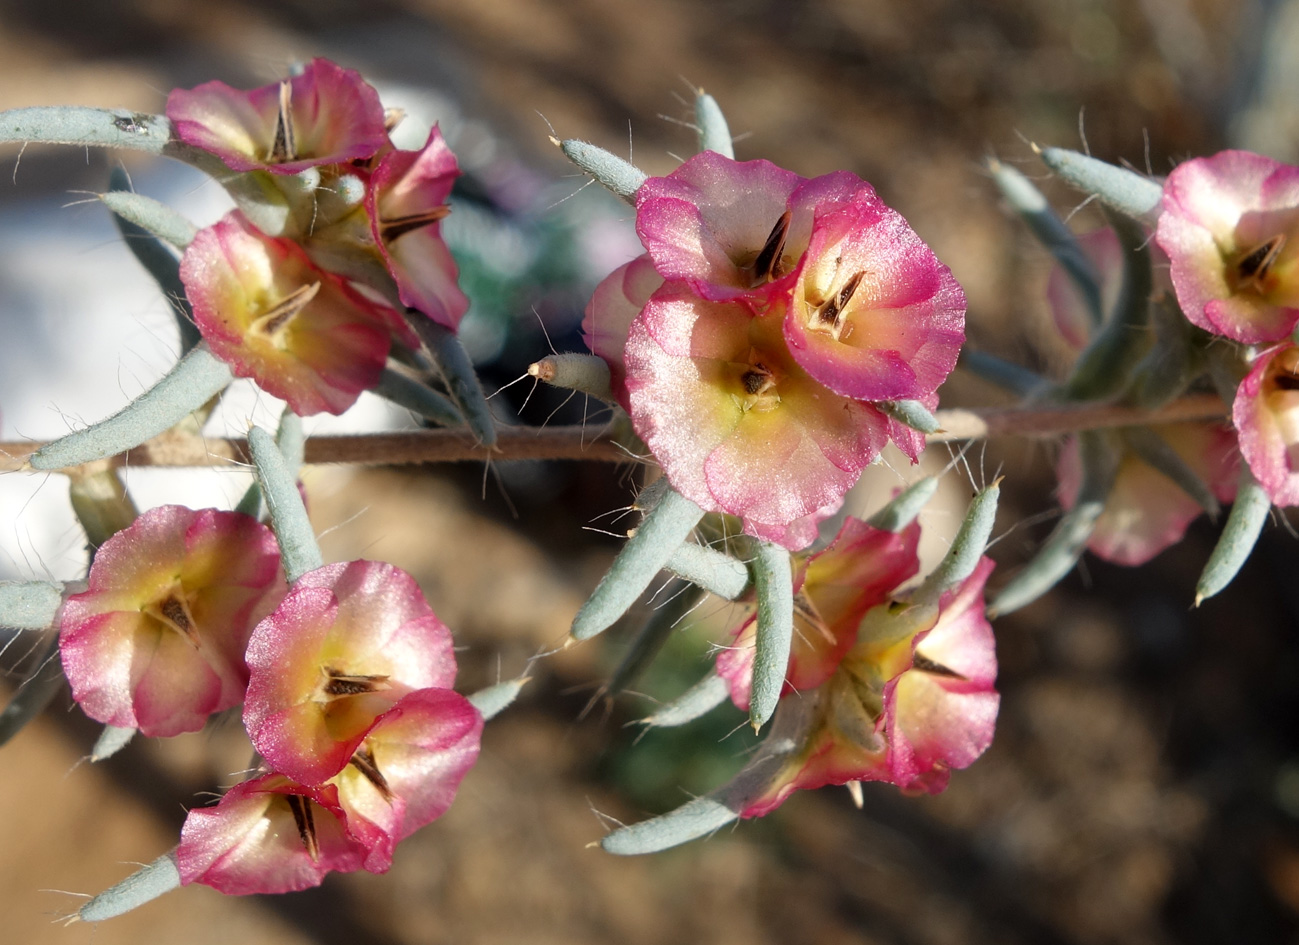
[
  {"xmin": 1234, "ymin": 342, "xmax": 1299, "ymax": 505},
  {"xmin": 624, "ymin": 286, "xmax": 892, "ymax": 549},
  {"xmin": 742, "ymin": 557, "xmax": 999, "ymax": 816},
  {"xmin": 366, "ymin": 127, "xmax": 470, "ymax": 330},
  {"xmin": 166, "ymin": 58, "xmax": 388, "ymax": 175},
  {"xmin": 1156, "ymin": 150, "xmax": 1299, "ymax": 344},
  {"xmin": 242, "ymin": 560, "xmax": 458, "ymax": 785},
  {"xmin": 182, "ymin": 212, "xmax": 400, "ymax": 415},
  {"xmin": 178, "ymin": 774, "xmax": 383, "ymax": 894},
  {"xmin": 635, "ymin": 152, "xmax": 862, "ymax": 305},
  {"xmin": 60, "ymin": 506, "xmax": 284, "ymax": 737},
  {"xmin": 329, "ymin": 688, "xmax": 482, "ymax": 872},
  {"xmin": 782, "ymin": 188, "xmax": 965, "ymax": 402},
  {"xmin": 716, "ymin": 516, "xmax": 921, "ymax": 709}
]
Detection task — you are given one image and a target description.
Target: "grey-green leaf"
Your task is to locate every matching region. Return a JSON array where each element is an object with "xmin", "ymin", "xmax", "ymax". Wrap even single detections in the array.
[
  {"xmin": 249, "ymin": 425, "xmax": 323, "ymax": 583},
  {"xmin": 641, "ymin": 671, "xmax": 731, "ymax": 728},
  {"xmin": 1196, "ymin": 468, "xmax": 1271, "ymax": 605},
  {"xmin": 749, "ymin": 541, "xmax": 793, "ymax": 732},
  {"xmin": 664, "ymin": 543, "xmax": 750, "ymax": 601},
  {"xmin": 989, "ymin": 158, "xmax": 1102, "ymax": 326},
  {"xmin": 30, "ymin": 345, "xmax": 232, "ymax": 470},
  {"xmin": 695, "ymin": 92, "xmax": 734, "ymax": 158},
  {"xmin": 989, "ymin": 431, "xmax": 1119, "ymax": 616},
  {"xmin": 866, "ymin": 477, "xmax": 939, "ymax": 533},
  {"xmin": 556, "ymin": 138, "xmax": 647, "ymax": 204},
  {"xmin": 1037, "ymin": 146, "xmax": 1164, "ymax": 221},
  {"xmin": 0, "ymin": 581, "xmax": 63, "ymax": 630},
  {"xmin": 467, "ymin": 677, "xmax": 530, "ymax": 721},
  {"xmin": 79, "ymin": 852, "xmax": 181, "ymax": 921},
  {"xmin": 571, "ymin": 488, "xmax": 705, "ymax": 641},
  {"xmin": 374, "ymin": 368, "xmax": 463, "ymax": 427}
]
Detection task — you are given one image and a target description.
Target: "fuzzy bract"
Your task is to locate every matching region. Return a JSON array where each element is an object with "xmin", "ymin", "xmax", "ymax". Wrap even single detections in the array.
[
  {"xmin": 182, "ymin": 211, "xmax": 398, "ymax": 415},
  {"xmin": 742, "ymin": 557, "xmax": 999, "ymax": 816},
  {"xmin": 166, "ymin": 58, "xmax": 388, "ymax": 175},
  {"xmin": 59, "ymin": 506, "xmax": 284, "ymax": 737},
  {"xmin": 1234, "ymin": 342, "xmax": 1299, "ymax": 506},
  {"xmin": 1156, "ymin": 150, "xmax": 1299, "ymax": 344},
  {"xmin": 716, "ymin": 517, "xmax": 921, "ymax": 709},
  {"xmin": 242, "ymin": 560, "xmax": 458, "ymax": 785}
]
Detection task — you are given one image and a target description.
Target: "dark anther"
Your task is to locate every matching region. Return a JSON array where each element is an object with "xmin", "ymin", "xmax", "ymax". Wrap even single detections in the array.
[
  {"xmin": 160, "ymin": 595, "xmax": 191, "ymax": 632},
  {"xmin": 255, "ymin": 282, "xmax": 321, "ymax": 337},
  {"xmin": 1273, "ymin": 371, "xmax": 1299, "ymax": 391},
  {"xmin": 753, "ymin": 210, "xmax": 792, "ymax": 282},
  {"xmin": 379, "ymin": 206, "xmax": 452, "ymax": 243},
  {"xmin": 741, "ymin": 370, "xmax": 766, "ymax": 395},
  {"xmin": 1237, "ymin": 235, "xmax": 1285, "ymax": 284},
  {"xmin": 322, "ymin": 668, "xmax": 392, "ymax": 697},
  {"xmin": 910, "ymin": 652, "xmax": 967, "ymax": 679},
  {"xmin": 269, "ymin": 79, "xmax": 297, "ymax": 164},
  {"xmin": 286, "ymin": 794, "xmax": 320, "ymax": 862},
  {"xmin": 350, "ymin": 746, "xmax": 393, "ymax": 800}
]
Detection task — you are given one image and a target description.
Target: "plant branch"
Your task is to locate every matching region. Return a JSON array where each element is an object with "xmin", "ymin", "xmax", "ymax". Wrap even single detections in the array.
[{"xmin": 0, "ymin": 394, "xmax": 1228, "ymax": 474}]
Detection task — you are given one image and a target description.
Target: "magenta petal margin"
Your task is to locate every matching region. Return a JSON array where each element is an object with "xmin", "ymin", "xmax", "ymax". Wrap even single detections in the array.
[
  {"xmin": 167, "ymin": 58, "xmax": 388, "ymax": 175},
  {"xmin": 60, "ymin": 506, "xmax": 284, "ymax": 737}
]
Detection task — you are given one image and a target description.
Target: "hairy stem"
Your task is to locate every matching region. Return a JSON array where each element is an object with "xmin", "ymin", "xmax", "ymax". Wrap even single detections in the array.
[{"xmin": 1, "ymin": 394, "xmax": 1227, "ymax": 473}]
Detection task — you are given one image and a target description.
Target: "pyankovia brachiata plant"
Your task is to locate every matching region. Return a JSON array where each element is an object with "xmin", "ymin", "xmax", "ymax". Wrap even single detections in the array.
[{"xmin": 0, "ymin": 56, "xmax": 1283, "ymax": 918}]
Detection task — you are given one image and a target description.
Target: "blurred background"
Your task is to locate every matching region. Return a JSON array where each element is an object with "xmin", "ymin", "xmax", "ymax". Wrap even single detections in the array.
[{"xmin": 2, "ymin": 0, "xmax": 1299, "ymax": 942}]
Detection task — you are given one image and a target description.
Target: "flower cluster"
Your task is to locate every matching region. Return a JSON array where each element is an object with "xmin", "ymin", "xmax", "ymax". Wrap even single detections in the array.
[
  {"xmin": 1044, "ymin": 228, "xmax": 1239, "ymax": 565},
  {"xmin": 169, "ymin": 59, "xmax": 468, "ymax": 415},
  {"xmin": 1157, "ymin": 151, "xmax": 1299, "ymax": 506},
  {"xmin": 716, "ymin": 516, "xmax": 998, "ymax": 813},
  {"xmin": 59, "ymin": 510, "xmax": 479, "ymax": 894},
  {"xmin": 585, "ymin": 152, "xmax": 965, "ymax": 549}
]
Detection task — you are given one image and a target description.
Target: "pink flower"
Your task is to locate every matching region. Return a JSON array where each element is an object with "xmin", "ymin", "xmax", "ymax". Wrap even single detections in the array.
[
  {"xmin": 624, "ymin": 285, "xmax": 891, "ymax": 549},
  {"xmin": 782, "ymin": 188, "xmax": 966, "ymax": 402},
  {"xmin": 635, "ymin": 152, "xmax": 862, "ymax": 305},
  {"xmin": 60, "ymin": 506, "xmax": 284, "ymax": 737},
  {"xmin": 582, "ymin": 253, "xmax": 662, "ymax": 407},
  {"xmin": 716, "ymin": 517, "xmax": 921, "ymax": 709},
  {"xmin": 329, "ymin": 688, "xmax": 482, "ymax": 872},
  {"xmin": 182, "ymin": 212, "xmax": 398, "ymax": 415},
  {"xmin": 1234, "ymin": 342, "xmax": 1299, "ymax": 505},
  {"xmin": 1057, "ymin": 424, "xmax": 1240, "ymax": 565},
  {"xmin": 166, "ymin": 58, "xmax": 388, "ymax": 175},
  {"xmin": 742, "ymin": 558, "xmax": 999, "ymax": 816},
  {"xmin": 366, "ymin": 127, "xmax": 470, "ymax": 330},
  {"xmin": 1156, "ymin": 150, "xmax": 1299, "ymax": 344},
  {"xmin": 242, "ymin": 561, "xmax": 458, "ymax": 785},
  {"xmin": 178, "ymin": 774, "xmax": 383, "ymax": 894}
]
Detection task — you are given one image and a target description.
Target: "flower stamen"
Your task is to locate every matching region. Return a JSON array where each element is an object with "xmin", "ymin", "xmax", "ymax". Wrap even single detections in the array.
[
  {"xmin": 268, "ymin": 80, "xmax": 297, "ymax": 165},
  {"xmin": 251, "ymin": 282, "xmax": 322, "ymax": 339},
  {"xmin": 285, "ymin": 794, "xmax": 320, "ymax": 862},
  {"xmin": 1232, "ymin": 234, "xmax": 1286, "ymax": 294},
  {"xmin": 320, "ymin": 667, "xmax": 393, "ymax": 699},
  {"xmin": 378, "ymin": 206, "xmax": 451, "ymax": 244},
  {"xmin": 750, "ymin": 210, "xmax": 792, "ymax": 284},
  {"xmin": 349, "ymin": 745, "xmax": 394, "ymax": 801},
  {"xmin": 910, "ymin": 651, "xmax": 967, "ymax": 680}
]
